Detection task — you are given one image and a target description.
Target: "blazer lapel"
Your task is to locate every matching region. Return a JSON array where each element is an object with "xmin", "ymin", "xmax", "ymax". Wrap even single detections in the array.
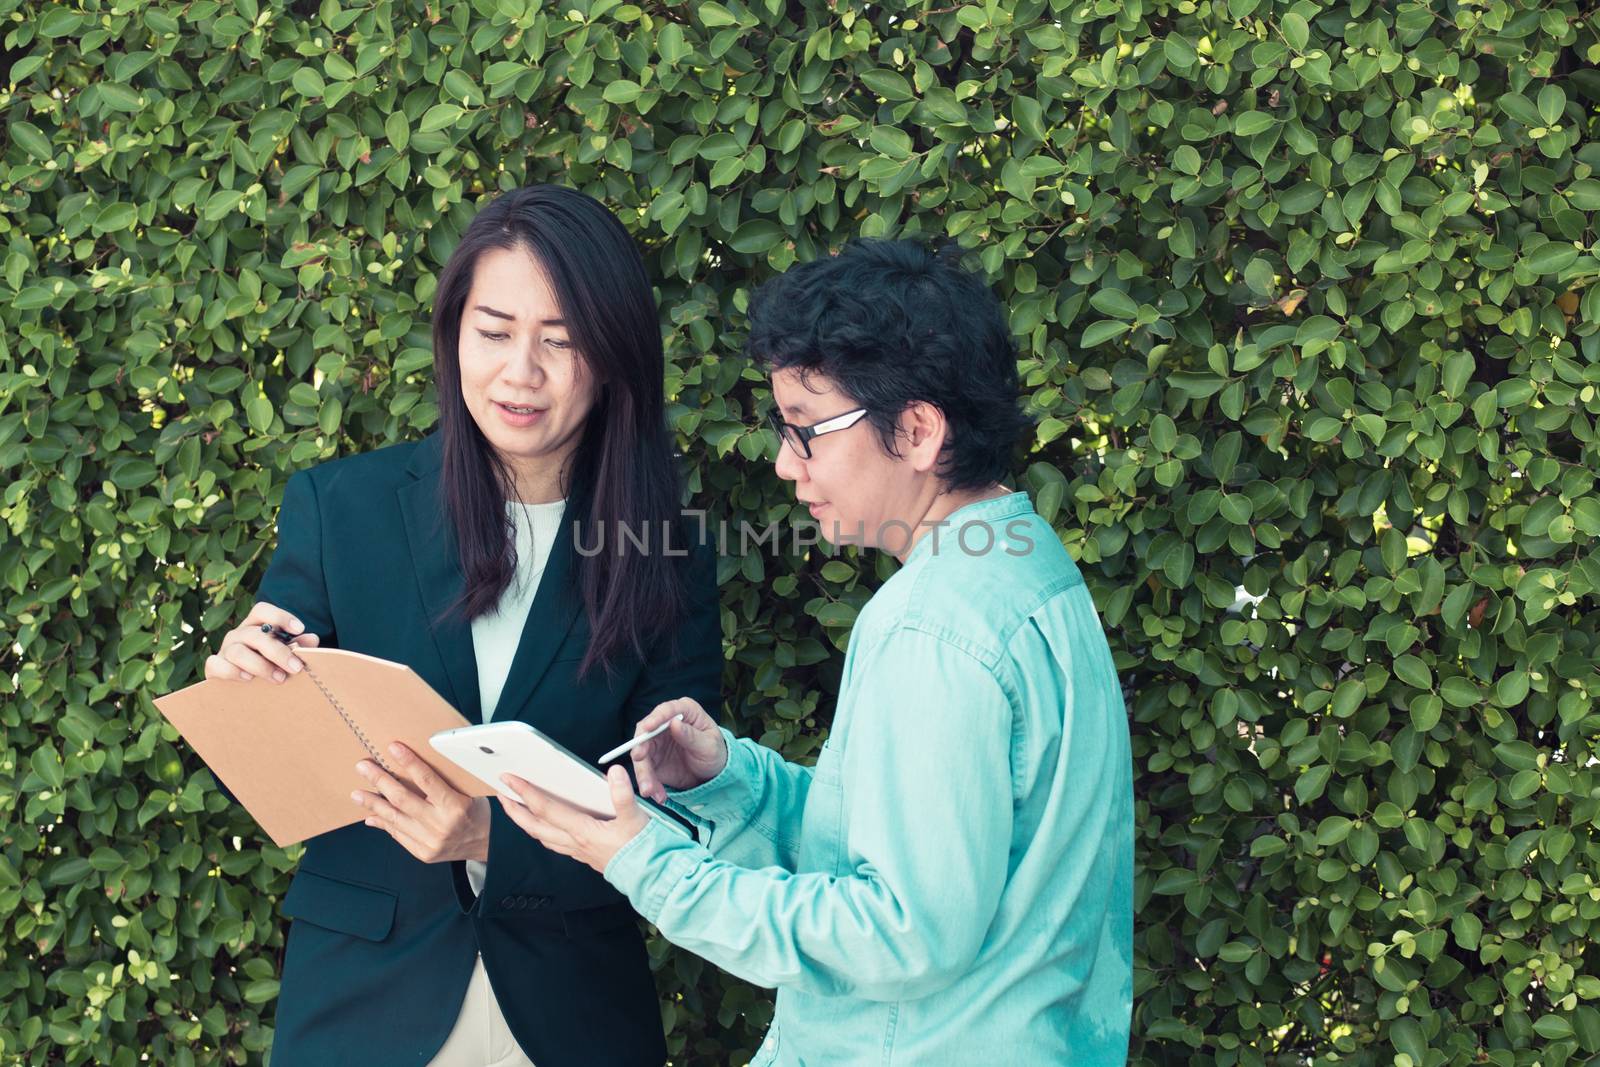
[
  {"xmin": 396, "ymin": 436, "xmax": 482, "ymax": 723},
  {"xmin": 491, "ymin": 503, "xmax": 582, "ymax": 726}
]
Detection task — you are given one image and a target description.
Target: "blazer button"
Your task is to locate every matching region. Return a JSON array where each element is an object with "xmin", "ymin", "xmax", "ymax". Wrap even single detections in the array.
[
  {"xmin": 500, "ymin": 896, "xmax": 516, "ymax": 910},
  {"xmin": 534, "ymin": 896, "xmax": 551, "ymax": 908}
]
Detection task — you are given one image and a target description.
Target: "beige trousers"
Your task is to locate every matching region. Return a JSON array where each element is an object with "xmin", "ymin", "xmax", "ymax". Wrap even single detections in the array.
[{"xmin": 426, "ymin": 954, "xmax": 536, "ymax": 1067}]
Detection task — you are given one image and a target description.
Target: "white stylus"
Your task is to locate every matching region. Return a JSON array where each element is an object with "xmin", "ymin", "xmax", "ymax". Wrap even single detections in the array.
[{"xmin": 598, "ymin": 714, "xmax": 686, "ymax": 765}]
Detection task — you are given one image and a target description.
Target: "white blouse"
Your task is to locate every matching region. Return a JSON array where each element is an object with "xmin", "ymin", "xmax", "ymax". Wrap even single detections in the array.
[{"xmin": 465, "ymin": 498, "xmax": 566, "ymax": 896}]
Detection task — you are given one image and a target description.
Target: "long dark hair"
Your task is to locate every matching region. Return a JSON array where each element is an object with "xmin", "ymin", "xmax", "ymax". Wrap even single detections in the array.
[{"xmin": 430, "ymin": 185, "xmax": 685, "ymax": 675}]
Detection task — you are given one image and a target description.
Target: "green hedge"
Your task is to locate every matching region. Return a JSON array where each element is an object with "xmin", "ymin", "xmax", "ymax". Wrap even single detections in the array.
[{"xmin": 4, "ymin": 0, "xmax": 1600, "ymax": 1063}]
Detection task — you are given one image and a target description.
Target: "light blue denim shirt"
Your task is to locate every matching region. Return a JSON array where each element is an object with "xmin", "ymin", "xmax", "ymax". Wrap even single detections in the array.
[{"xmin": 605, "ymin": 493, "xmax": 1133, "ymax": 1065}]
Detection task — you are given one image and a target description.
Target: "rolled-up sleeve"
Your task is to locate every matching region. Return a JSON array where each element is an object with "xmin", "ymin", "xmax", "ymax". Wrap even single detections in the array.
[{"xmin": 605, "ymin": 628, "xmax": 1013, "ymax": 1002}]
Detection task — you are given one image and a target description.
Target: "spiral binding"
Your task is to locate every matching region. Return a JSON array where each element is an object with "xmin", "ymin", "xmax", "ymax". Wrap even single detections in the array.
[{"xmin": 301, "ymin": 661, "xmax": 392, "ymax": 773}]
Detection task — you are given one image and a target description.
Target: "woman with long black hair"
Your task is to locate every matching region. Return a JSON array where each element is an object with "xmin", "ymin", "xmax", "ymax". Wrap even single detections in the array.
[{"xmin": 204, "ymin": 185, "xmax": 720, "ymax": 1067}]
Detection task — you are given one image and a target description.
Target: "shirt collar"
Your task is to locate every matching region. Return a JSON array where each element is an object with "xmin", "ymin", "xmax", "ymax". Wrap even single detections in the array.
[{"xmin": 905, "ymin": 491, "xmax": 1035, "ymax": 565}]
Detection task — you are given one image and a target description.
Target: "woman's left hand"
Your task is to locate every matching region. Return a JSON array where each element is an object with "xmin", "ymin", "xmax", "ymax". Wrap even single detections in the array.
[
  {"xmin": 352, "ymin": 743, "xmax": 490, "ymax": 863},
  {"xmin": 497, "ymin": 765, "xmax": 648, "ymax": 874}
]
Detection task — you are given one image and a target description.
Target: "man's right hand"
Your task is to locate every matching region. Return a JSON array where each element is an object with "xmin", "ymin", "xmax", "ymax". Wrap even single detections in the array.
[
  {"xmin": 205, "ymin": 601, "xmax": 319, "ymax": 683},
  {"xmin": 628, "ymin": 698, "xmax": 728, "ymax": 803}
]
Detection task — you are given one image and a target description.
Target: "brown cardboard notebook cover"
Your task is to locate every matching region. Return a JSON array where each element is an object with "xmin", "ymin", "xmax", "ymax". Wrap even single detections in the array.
[{"xmin": 154, "ymin": 648, "xmax": 493, "ymax": 847}]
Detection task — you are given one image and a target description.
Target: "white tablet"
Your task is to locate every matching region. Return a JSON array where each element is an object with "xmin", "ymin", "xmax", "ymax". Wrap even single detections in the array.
[{"xmin": 430, "ymin": 721, "xmax": 692, "ymax": 837}]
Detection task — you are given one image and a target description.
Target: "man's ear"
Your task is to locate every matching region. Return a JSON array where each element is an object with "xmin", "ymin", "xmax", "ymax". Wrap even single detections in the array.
[{"xmin": 900, "ymin": 401, "xmax": 948, "ymax": 472}]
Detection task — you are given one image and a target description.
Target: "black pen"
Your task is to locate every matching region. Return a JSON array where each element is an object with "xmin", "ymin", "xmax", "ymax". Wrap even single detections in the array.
[{"xmin": 259, "ymin": 623, "xmax": 301, "ymax": 644}]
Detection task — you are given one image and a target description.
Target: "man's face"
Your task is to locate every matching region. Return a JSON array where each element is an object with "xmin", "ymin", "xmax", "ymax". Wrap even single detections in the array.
[{"xmin": 770, "ymin": 368, "xmax": 922, "ymax": 552}]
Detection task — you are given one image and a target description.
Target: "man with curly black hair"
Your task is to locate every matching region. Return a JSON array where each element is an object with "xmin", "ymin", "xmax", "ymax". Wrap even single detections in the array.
[{"xmin": 499, "ymin": 239, "xmax": 1135, "ymax": 1066}]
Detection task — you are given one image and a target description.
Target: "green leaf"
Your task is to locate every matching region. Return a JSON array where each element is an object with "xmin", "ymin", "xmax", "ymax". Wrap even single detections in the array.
[
  {"xmin": 708, "ymin": 155, "xmax": 743, "ymax": 188},
  {"xmin": 655, "ymin": 21, "xmax": 689, "ymax": 64},
  {"xmin": 869, "ymin": 125, "xmax": 913, "ymax": 160},
  {"xmin": 94, "ymin": 202, "xmax": 139, "ymax": 233},
  {"xmin": 418, "ymin": 103, "xmax": 465, "ymax": 133},
  {"xmin": 1233, "ymin": 112, "xmax": 1274, "ymax": 137},
  {"xmin": 1537, "ymin": 85, "xmax": 1566, "ymax": 126},
  {"xmin": 1012, "ymin": 96, "xmax": 1046, "ymax": 141},
  {"xmin": 1315, "ymin": 816, "xmax": 1353, "ymax": 846},
  {"xmin": 243, "ymin": 979, "xmax": 281, "ymax": 1004},
  {"xmin": 1149, "ymin": 414, "xmax": 1177, "ymax": 453},
  {"xmin": 1382, "ymin": 300, "xmax": 1414, "ymax": 334},
  {"xmin": 245, "ymin": 392, "xmax": 274, "ymax": 433},
  {"xmin": 10, "ymin": 54, "xmax": 45, "ymax": 82},
  {"xmin": 1525, "ymin": 243, "xmax": 1579, "ymax": 275},
  {"xmin": 697, "ymin": 2, "xmax": 738, "ymax": 27},
  {"xmin": 1295, "ymin": 764, "xmax": 1332, "ymax": 804},
  {"xmin": 324, "ymin": 52, "xmax": 357, "ymax": 81},
  {"xmin": 727, "ymin": 220, "xmax": 785, "ymax": 254},
  {"xmin": 1394, "ymin": 655, "xmax": 1432, "ymax": 691},
  {"xmin": 202, "ymin": 189, "xmax": 245, "ymax": 222},
  {"xmin": 603, "ymin": 80, "xmax": 643, "ymax": 105},
  {"xmin": 1410, "ymin": 693, "xmax": 1442, "ymax": 732},
  {"xmin": 1244, "ymin": 258, "xmax": 1275, "ymax": 296},
  {"xmin": 97, "ymin": 82, "xmax": 143, "ymax": 112},
  {"xmin": 1500, "ymin": 93, "xmax": 1542, "ymax": 126},
  {"xmin": 1564, "ymin": 180, "xmax": 1600, "ymax": 211},
  {"xmin": 1163, "ymin": 543, "xmax": 1194, "ymax": 586},
  {"xmin": 1494, "ymin": 670, "xmax": 1529, "ymax": 707},
  {"xmin": 10, "ymin": 121, "xmax": 54, "ymax": 160},
  {"xmin": 1304, "ymin": 415, "xmax": 1341, "ymax": 442},
  {"xmin": 698, "ymin": 133, "xmax": 743, "ymax": 160},
  {"xmin": 38, "ymin": 8, "xmax": 83, "ymax": 37},
  {"xmin": 1452, "ymin": 912, "xmax": 1483, "ymax": 950},
  {"xmin": 814, "ymin": 600, "xmax": 858, "ymax": 628},
  {"xmin": 1381, "ymin": 527, "xmax": 1406, "ymax": 575},
  {"xmin": 46, "ymin": 858, "xmax": 92, "ymax": 887},
  {"xmin": 484, "ymin": 60, "xmax": 529, "ymax": 87},
  {"xmin": 1391, "ymin": 1019, "xmax": 1426, "ymax": 1064},
  {"xmin": 1211, "ymin": 432, "xmax": 1241, "ymax": 484},
  {"xmin": 31, "ymin": 746, "xmax": 64, "ymax": 790},
  {"xmin": 1090, "ymin": 289, "xmax": 1139, "ymax": 320},
  {"xmin": 1281, "ymin": 12, "xmax": 1310, "ymax": 51},
  {"xmin": 819, "ymin": 561, "xmax": 855, "ymax": 584},
  {"xmin": 442, "ymin": 69, "xmax": 482, "ymax": 105},
  {"xmin": 860, "ymin": 68, "xmax": 913, "ymax": 101},
  {"xmin": 1081, "ymin": 320, "xmax": 1130, "ymax": 347},
  {"xmin": 1441, "ymin": 676, "xmax": 1481, "ymax": 708},
  {"xmin": 292, "ymin": 67, "xmax": 326, "ymax": 97},
  {"xmin": 385, "ymin": 110, "xmax": 410, "ymax": 152},
  {"xmin": 1168, "ymin": 218, "xmax": 1196, "ymax": 258},
  {"xmin": 1508, "ymin": 768, "xmax": 1542, "ymax": 801},
  {"xmin": 1167, "ymin": 372, "xmax": 1226, "ymax": 399},
  {"xmin": 87, "ymin": 847, "xmax": 124, "ymax": 871},
  {"xmin": 1164, "ymin": 35, "xmax": 1197, "ymax": 69},
  {"xmin": 1250, "ymin": 835, "xmax": 1286, "ymax": 857}
]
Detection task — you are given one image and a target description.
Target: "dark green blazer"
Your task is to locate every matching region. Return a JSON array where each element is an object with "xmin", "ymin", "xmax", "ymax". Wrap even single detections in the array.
[{"xmin": 254, "ymin": 433, "xmax": 721, "ymax": 1067}]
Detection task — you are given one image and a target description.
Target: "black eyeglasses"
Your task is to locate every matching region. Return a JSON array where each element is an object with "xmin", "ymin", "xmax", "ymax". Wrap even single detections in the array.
[{"xmin": 764, "ymin": 406, "xmax": 869, "ymax": 460}]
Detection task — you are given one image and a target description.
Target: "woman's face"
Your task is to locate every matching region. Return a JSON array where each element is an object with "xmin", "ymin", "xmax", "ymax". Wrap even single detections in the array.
[{"xmin": 457, "ymin": 245, "xmax": 598, "ymax": 499}]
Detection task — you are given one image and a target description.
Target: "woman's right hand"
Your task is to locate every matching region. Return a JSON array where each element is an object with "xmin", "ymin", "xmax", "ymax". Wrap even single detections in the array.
[
  {"xmin": 629, "ymin": 698, "xmax": 728, "ymax": 802},
  {"xmin": 205, "ymin": 601, "xmax": 320, "ymax": 683}
]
